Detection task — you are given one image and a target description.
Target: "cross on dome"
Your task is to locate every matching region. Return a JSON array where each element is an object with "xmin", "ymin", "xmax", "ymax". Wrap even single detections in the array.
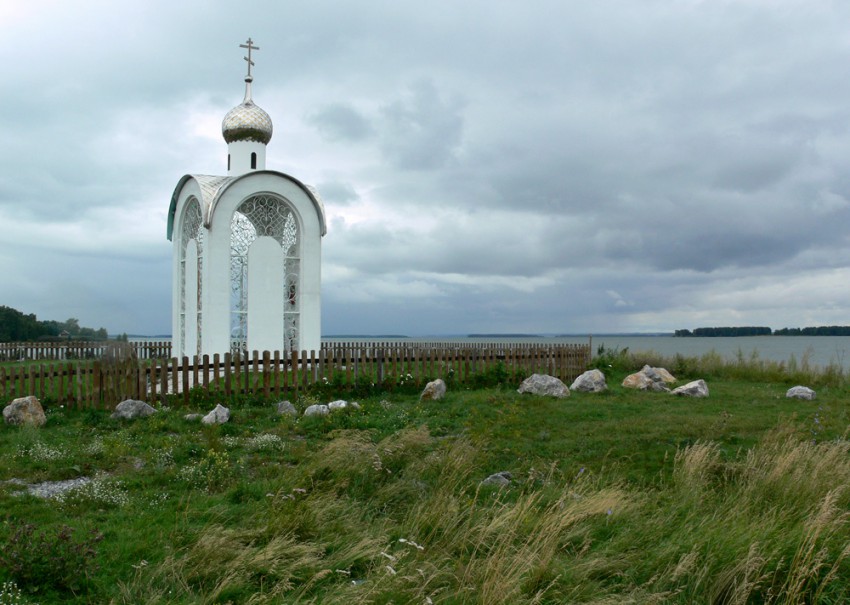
[{"xmin": 240, "ymin": 38, "xmax": 259, "ymax": 78}]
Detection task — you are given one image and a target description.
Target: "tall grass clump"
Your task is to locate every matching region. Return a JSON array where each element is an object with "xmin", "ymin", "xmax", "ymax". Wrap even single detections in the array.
[{"xmin": 590, "ymin": 428, "xmax": 850, "ymax": 603}]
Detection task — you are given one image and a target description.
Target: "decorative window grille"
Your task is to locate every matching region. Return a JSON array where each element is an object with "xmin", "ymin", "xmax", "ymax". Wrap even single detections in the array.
[
  {"xmin": 180, "ymin": 198, "xmax": 204, "ymax": 356},
  {"xmin": 230, "ymin": 194, "xmax": 299, "ymax": 354}
]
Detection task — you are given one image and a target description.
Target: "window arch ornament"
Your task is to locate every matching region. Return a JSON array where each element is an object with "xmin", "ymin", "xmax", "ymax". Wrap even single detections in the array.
[
  {"xmin": 230, "ymin": 194, "xmax": 300, "ymax": 354},
  {"xmin": 180, "ymin": 197, "xmax": 204, "ymax": 356}
]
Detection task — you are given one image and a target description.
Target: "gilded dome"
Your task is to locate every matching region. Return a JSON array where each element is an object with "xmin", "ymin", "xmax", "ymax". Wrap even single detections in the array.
[{"xmin": 222, "ymin": 78, "xmax": 273, "ymax": 145}]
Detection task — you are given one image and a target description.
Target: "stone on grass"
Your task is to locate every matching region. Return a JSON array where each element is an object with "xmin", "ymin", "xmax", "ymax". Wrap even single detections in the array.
[
  {"xmin": 570, "ymin": 369, "xmax": 607, "ymax": 393},
  {"xmin": 622, "ymin": 366, "xmax": 671, "ymax": 392},
  {"xmin": 518, "ymin": 374, "xmax": 570, "ymax": 398},
  {"xmin": 184, "ymin": 413, "xmax": 203, "ymax": 422},
  {"xmin": 3, "ymin": 396, "xmax": 47, "ymax": 427},
  {"xmin": 420, "ymin": 379, "xmax": 447, "ymax": 401},
  {"xmin": 641, "ymin": 365, "xmax": 676, "ymax": 384},
  {"xmin": 327, "ymin": 399, "xmax": 361, "ymax": 412},
  {"xmin": 303, "ymin": 404, "xmax": 330, "ymax": 417},
  {"xmin": 786, "ymin": 386, "xmax": 816, "ymax": 400},
  {"xmin": 111, "ymin": 399, "xmax": 157, "ymax": 420},
  {"xmin": 202, "ymin": 404, "xmax": 230, "ymax": 425},
  {"xmin": 671, "ymin": 379, "xmax": 709, "ymax": 398},
  {"xmin": 275, "ymin": 401, "xmax": 298, "ymax": 417},
  {"xmin": 481, "ymin": 471, "xmax": 513, "ymax": 487}
]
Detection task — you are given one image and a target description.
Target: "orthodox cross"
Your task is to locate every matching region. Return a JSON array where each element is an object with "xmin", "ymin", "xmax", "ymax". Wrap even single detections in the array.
[{"xmin": 240, "ymin": 38, "xmax": 259, "ymax": 77}]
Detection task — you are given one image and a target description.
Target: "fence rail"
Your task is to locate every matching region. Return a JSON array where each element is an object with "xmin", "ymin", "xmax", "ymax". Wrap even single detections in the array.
[{"xmin": 0, "ymin": 343, "xmax": 591, "ymax": 410}]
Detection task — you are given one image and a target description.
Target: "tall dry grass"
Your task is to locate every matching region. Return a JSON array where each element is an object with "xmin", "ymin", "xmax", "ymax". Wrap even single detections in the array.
[{"xmin": 117, "ymin": 425, "xmax": 850, "ymax": 604}]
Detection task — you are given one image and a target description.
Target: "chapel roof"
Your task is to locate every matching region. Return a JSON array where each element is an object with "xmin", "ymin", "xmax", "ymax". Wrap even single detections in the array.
[{"xmin": 167, "ymin": 172, "xmax": 327, "ymax": 241}]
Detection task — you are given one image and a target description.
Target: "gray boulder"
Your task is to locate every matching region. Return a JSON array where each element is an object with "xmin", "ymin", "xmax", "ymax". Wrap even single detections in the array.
[
  {"xmin": 622, "ymin": 366, "xmax": 671, "ymax": 392},
  {"xmin": 202, "ymin": 404, "xmax": 230, "ymax": 425},
  {"xmin": 786, "ymin": 386, "xmax": 816, "ymax": 400},
  {"xmin": 275, "ymin": 400, "xmax": 298, "ymax": 417},
  {"xmin": 570, "ymin": 369, "xmax": 607, "ymax": 393},
  {"xmin": 642, "ymin": 365, "xmax": 677, "ymax": 384},
  {"xmin": 3, "ymin": 396, "xmax": 47, "ymax": 427},
  {"xmin": 671, "ymin": 379, "xmax": 709, "ymax": 398},
  {"xmin": 420, "ymin": 379, "xmax": 447, "ymax": 401},
  {"xmin": 327, "ymin": 399, "xmax": 361, "ymax": 412},
  {"xmin": 112, "ymin": 399, "xmax": 157, "ymax": 420},
  {"xmin": 303, "ymin": 404, "xmax": 330, "ymax": 417},
  {"xmin": 517, "ymin": 374, "xmax": 570, "ymax": 398},
  {"xmin": 481, "ymin": 471, "xmax": 513, "ymax": 487}
]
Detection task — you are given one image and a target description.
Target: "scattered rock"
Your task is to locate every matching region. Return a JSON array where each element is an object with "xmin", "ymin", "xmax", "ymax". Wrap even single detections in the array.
[
  {"xmin": 111, "ymin": 399, "xmax": 157, "ymax": 420},
  {"xmin": 642, "ymin": 365, "xmax": 677, "ymax": 384},
  {"xmin": 3, "ymin": 396, "xmax": 47, "ymax": 427},
  {"xmin": 622, "ymin": 366, "xmax": 672, "ymax": 392},
  {"xmin": 671, "ymin": 379, "xmax": 709, "ymax": 398},
  {"xmin": 23, "ymin": 477, "xmax": 92, "ymax": 499},
  {"xmin": 184, "ymin": 413, "xmax": 203, "ymax": 422},
  {"xmin": 517, "ymin": 374, "xmax": 570, "ymax": 398},
  {"xmin": 570, "ymin": 369, "xmax": 608, "ymax": 393},
  {"xmin": 786, "ymin": 386, "xmax": 816, "ymax": 400},
  {"xmin": 481, "ymin": 471, "xmax": 513, "ymax": 487},
  {"xmin": 326, "ymin": 399, "xmax": 361, "ymax": 412},
  {"xmin": 303, "ymin": 404, "xmax": 330, "ymax": 417},
  {"xmin": 420, "ymin": 379, "xmax": 447, "ymax": 401},
  {"xmin": 202, "ymin": 404, "xmax": 230, "ymax": 425},
  {"xmin": 275, "ymin": 400, "xmax": 298, "ymax": 417}
]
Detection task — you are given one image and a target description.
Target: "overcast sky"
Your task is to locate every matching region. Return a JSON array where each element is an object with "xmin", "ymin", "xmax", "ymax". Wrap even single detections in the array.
[{"xmin": 2, "ymin": 0, "xmax": 849, "ymax": 336}]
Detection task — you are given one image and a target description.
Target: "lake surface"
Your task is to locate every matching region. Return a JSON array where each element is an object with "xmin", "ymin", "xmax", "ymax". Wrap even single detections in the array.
[{"xmin": 327, "ymin": 335, "xmax": 850, "ymax": 370}]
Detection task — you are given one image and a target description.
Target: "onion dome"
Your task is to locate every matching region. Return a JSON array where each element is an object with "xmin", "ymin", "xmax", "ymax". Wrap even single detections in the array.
[{"xmin": 222, "ymin": 75, "xmax": 273, "ymax": 145}]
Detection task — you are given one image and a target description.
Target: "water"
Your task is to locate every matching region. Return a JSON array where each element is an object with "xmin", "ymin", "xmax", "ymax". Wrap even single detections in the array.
[{"xmin": 328, "ymin": 335, "xmax": 850, "ymax": 371}]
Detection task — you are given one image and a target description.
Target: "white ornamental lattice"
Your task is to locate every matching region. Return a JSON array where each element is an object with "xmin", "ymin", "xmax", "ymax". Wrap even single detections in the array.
[{"xmin": 229, "ymin": 195, "xmax": 300, "ymax": 353}]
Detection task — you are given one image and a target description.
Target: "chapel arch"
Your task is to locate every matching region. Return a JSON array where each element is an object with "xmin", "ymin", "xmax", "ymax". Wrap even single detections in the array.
[
  {"xmin": 179, "ymin": 197, "xmax": 204, "ymax": 357},
  {"xmin": 229, "ymin": 193, "xmax": 301, "ymax": 354}
]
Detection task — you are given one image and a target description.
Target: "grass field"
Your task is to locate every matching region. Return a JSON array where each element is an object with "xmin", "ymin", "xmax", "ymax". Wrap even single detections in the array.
[{"xmin": 1, "ymin": 351, "xmax": 849, "ymax": 604}]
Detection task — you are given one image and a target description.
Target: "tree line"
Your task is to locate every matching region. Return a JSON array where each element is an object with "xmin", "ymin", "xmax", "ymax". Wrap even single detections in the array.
[
  {"xmin": 0, "ymin": 306, "xmax": 109, "ymax": 342},
  {"xmin": 676, "ymin": 326, "xmax": 850, "ymax": 337}
]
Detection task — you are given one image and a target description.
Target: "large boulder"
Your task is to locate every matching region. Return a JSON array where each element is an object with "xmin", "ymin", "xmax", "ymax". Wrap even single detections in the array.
[
  {"xmin": 328, "ymin": 399, "xmax": 361, "ymax": 412},
  {"xmin": 642, "ymin": 365, "xmax": 676, "ymax": 384},
  {"xmin": 3, "ymin": 396, "xmax": 47, "ymax": 427},
  {"xmin": 111, "ymin": 399, "xmax": 157, "ymax": 420},
  {"xmin": 481, "ymin": 471, "xmax": 513, "ymax": 487},
  {"xmin": 420, "ymin": 379, "xmax": 447, "ymax": 401},
  {"xmin": 786, "ymin": 386, "xmax": 816, "ymax": 400},
  {"xmin": 570, "ymin": 369, "xmax": 607, "ymax": 393},
  {"xmin": 517, "ymin": 374, "xmax": 570, "ymax": 398},
  {"xmin": 275, "ymin": 400, "xmax": 298, "ymax": 417},
  {"xmin": 671, "ymin": 379, "xmax": 709, "ymax": 398},
  {"xmin": 202, "ymin": 404, "xmax": 230, "ymax": 425},
  {"xmin": 622, "ymin": 366, "xmax": 672, "ymax": 392},
  {"xmin": 303, "ymin": 404, "xmax": 330, "ymax": 417}
]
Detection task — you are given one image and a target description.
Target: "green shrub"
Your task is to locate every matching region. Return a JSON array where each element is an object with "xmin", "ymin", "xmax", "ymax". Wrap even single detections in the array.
[{"xmin": 0, "ymin": 523, "xmax": 102, "ymax": 596}]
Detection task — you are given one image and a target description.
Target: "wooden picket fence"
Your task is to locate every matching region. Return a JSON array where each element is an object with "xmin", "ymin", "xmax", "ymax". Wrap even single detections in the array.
[
  {"xmin": 0, "ymin": 340, "xmax": 171, "ymax": 361},
  {"xmin": 0, "ymin": 343, "xmax": 591, "ymax": 410}
]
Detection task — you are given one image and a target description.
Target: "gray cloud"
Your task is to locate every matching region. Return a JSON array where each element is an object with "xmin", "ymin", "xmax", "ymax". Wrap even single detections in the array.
[
  {"xmin": 308, "ymin": 103, "xmax": 374, "ymax": 142},
  {"xmin": 2, "ymin": 0, "xmax": 850, "ymax": 335}
]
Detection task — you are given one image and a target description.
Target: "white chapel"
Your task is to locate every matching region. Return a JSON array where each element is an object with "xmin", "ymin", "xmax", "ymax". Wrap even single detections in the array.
[{"xmin": 167, "ymin": 39, "xmax": 326, "ymax": 359}]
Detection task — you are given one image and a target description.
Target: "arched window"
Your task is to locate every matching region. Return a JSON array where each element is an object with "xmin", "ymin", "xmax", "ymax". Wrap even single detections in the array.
[
  {"xmin": 250, "ymin": 152, "xmax": 257, "ymax": 169},
  {"xmin": 230, "ymin": 195, "xmax": 299, "ymax": 354},
  {"xmin": 180, "ymin": 198, "xmax": 203, "ymax": 356}
]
